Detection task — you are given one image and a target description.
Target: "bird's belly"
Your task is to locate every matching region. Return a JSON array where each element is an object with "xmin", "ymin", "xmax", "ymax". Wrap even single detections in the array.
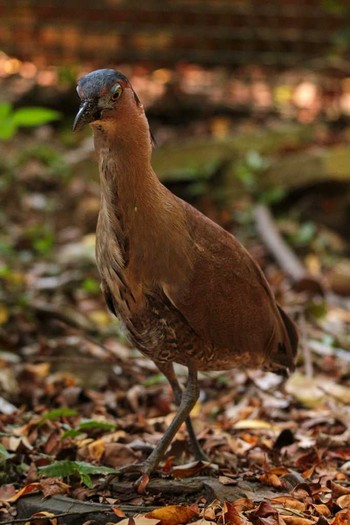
[
  {"xmin": 123, "ymin": 308, "xmax": 266, "ymax": 372},
  {"xmin": 173, "ymin": 346, "xmax": 266, "ymax": 372},
  {"xmin": 99, "ymin": 273, "xmax": 269, "ymax": 372}
]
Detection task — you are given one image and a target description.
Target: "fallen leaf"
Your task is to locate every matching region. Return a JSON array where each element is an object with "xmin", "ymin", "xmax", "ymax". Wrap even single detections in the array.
[
  {"xmin": 232, "ymin": 499, "xmax": 255, "ymax": 513},
  {"xmin": 312, "ymin": 504, "xmax": 331, "ymax": 517},
  {"xmin": 219, "ymin": 475, "xmax": 237, "ymax": 485},
  {"xmin": 331, "ymin": 510, "xmax": 350, "ymax": 524},
  {"xmin": 112, "ymin": 506, "xmax": 126, "ymax": 518},
  {"xmin": 260, "ymin": 472, "xmax": 282, "ymax": 488},
  {"xmin": 4, "ymin": 483, "xmax": 40, "ymax": 502},
  {"xmin": 0, "ymin": 484, "xmax": 16, "ymax": 500},
  {"xmin": 190, "ymin": 521, "xmax": 216, "ymax": 525},
  {"xmin": 24, "ymin": 511, "xmax": 57, "ymax": 525},
  {"xmin": 203, "ymin": 506, "xmax": 216, "ymax": 521},
  {"xmin": 337, "ymin": 494, "xmax": 350, "ymax": 509},
  {"xmin": 250, "ymin": 501, "xmax": 278, "ymax": 518},
  {"xmin": 145, "ymin": 504, "xmax": 198, "ymax": 525},
  {"xmin": 2, "ymin": 436, "xmax": 22, "ymax": 452},
  {"xmin": 271, "ymin": 496, "xmax": 306, "ymax": 513},
  {"xmin": 301, "ymin": 465, "xmax": 316, "ymax": 480},
  {"xmin": 43, "ymin": 430, "xmax": 62, "ymax": 456},
  {"xmin": 286, "ymin": 374, "xmax": 350, "ymax": 408},
  {"xmin": 128, "ymin": 517, "xmax": 160, "ymax": 525},
  {"xmin": 85, "ymin": 438, "xmax": 106, "ymax": 462},
  {"xmin": 281, "ymin": 518, "xmax": 315, "ymax": 525},
  {"xmin": 329, "ymin": 481, "xmax": 350, "ymax": 497},
  {"xmin": 118, "ymin": 514, "xmax": 160, "ymax": 525},
  {"xmin": 223, "ymin": 501, "xmax": 246, "ymax": 524},
  {"xmin": 25, "ymin": 363, "xmax": 50, "ymax": 379},
  {"xmin": 39, "ymin": 478, "xmax": 70, "ymax": 497},
  {"xmin": 103, "ymin": 442, "xmax": 140, "ymax": 468},
  {"xmin": 137, "ymin": 473, "xmax": 150, "ymax": 495},
  {"xmin": 233, "ymin": 419, "xmax": 275, "ymax": 430},
  {"xmin": 0, "ymin": 304, "xmax": 9, "ymax": 324},
  {"xmin": 269, "ymin": 467, "xmax": 290, "ymax": 476},
  {"xmin": 172, "ymin": 460, "xmax": 211, "ymax": 478}
]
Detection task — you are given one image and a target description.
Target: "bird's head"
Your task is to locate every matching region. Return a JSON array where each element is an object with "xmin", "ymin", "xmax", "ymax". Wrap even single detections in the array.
[{"xmin": 73, "ymin": 69, "xmax": 142, "ymax": 132}]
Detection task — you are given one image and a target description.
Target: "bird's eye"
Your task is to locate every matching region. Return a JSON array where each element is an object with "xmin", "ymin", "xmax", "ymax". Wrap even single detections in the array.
[{"xmin": 110, "ymin": 83, "xmax": 122, "ymax": 100}]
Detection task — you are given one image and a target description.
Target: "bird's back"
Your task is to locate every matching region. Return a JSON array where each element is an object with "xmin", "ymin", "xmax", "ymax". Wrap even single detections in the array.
[{"xmin": 161, "ymin": 198, "xmax": 298, "ymax": 374}]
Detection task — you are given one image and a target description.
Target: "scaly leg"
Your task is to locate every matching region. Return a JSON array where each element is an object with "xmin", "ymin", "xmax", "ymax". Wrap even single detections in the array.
[
  {"xmin": 97, "ymin": 367, "xmax": 204, "ymax": 492},
  {"xmin": 157, "ymin": 361, "xmax": 207, "ymax": 461},
  {"xmin": 141, "ymin": 367, "xmax": 201, "ymax": 475}
]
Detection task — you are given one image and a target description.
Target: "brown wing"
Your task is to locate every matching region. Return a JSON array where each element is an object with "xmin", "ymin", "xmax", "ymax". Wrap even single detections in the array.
[{"xmin": 164, "ymin": 201, "xmax": 298, "ymax": 373}]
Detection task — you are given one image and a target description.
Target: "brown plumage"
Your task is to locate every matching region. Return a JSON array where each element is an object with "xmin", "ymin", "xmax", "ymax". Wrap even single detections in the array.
[{"xmin": 73, "ymin": 69, "xmax": 298, "ymax": 477}]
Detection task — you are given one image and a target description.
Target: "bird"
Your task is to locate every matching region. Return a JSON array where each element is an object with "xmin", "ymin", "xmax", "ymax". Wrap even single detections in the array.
[{"xmin": 73, "ymin": 68, "xmax": 298, "ymax": 480}]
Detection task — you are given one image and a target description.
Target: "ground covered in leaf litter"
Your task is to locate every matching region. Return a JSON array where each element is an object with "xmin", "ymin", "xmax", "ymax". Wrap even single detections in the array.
[{"xmin": 0, "ymin": 56, "xmax": 350, "ymax": 524}]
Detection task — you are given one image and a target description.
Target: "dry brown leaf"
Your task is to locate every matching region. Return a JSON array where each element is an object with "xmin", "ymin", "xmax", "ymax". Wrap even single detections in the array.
[
  {"xmin": 232, "ymin": 499, "xmax": 255, "ymax": 513},
  {"xmin": 24, "ymin": 511, "xmax": 57, "ymax": 525},
  {"xmin": 43, "ymin": 431, "xmax": 62, "ymax": 456},
  {"xmin": 117, "ymin": 517, "xmax": 159, "ymax": 525},
  {"xmin": 301, "ymin": 465, "xmax": 316, "ymax": 480},
  {"xmin": 203, "ymin": 506, "xmax": 216, "ymax": 521},
  {"xmin": 2, "ymin": 436, "xmax": 23, "ymax": 452},
  {"xmin": 0, "ymin": 484, "xmax": 16, "ymax": 501},
  {"xmin": 337, "ymin": 494, "xmax": 350, "ymax": 509},
  {"xmin": 311, "ymin": 503, "xmax": 331, "ymax": 517},
  {"xmin": 281, "ymin": 517, "xmax": 315, "ymax": 525},
  {"xmin": 25, "ymin": 363, "xmax": 50, "ymax": 379},
  {"xmin": 112, "ymin": 506, "xmax": 126, "ymax": 518},
  {"xmin": 233, "ymin": 419, "xmax": 275, "ymax": 430},
  {"xmin": 271, "ymin": 496, "xmax": 306, "ymax": 513},
  {"xmin": 286, "ymin": 374, "xmax": 350, "ymax": 408},
  {"xmin": 331, "ymin": 510, "xmax": 350, "ymax": 524},
  {"xmin": 219, "ymin": 475, "xmax": 237, "ymax": 485},
  {"xmin": 133, "ymin": 518, "xmax": 160, "ymax": 525},
  {"xmin": 4, "ymin": 483, "xmax": 40, "ymax": 502},
  {"xmin": 329, "ymin": 481, "xmax": 350, "ymax": 497},
  {"xmin": 39, "ymin": 478, "xmax": 70, "ymax": 498},
  {"xmin": 190, "ymin": 521, "xmax": 216, "ymax": 525},
  {"xmin": 203, "ymin": 499, "xmax": 222, "ymax": 521},
  {"xmin": 103, "ymin": 442, "xmax": 140, "ymax": 468},
  {"xmin": 137, "ymin": 473, "xmax": 150, "ymax": 495},
  {"xmin": 250, "ymin": 500, "xmax": 283, "ymax": 524},
  {"xmin": 145, "ymin": 504, "xmax": 198, "ymax": 525},
  {"xmin": 223, "ymin": 501, "xmax": 246, "ymax": 524},
  {"xmin": 270, "ymin": 467, "xmax": 290, "ymax": 476},
  {"xmin": 260, "ymin": 472, "xmax": 282, "ymax": 488},
  {"xmin": 172, "ymin": 460, "xmax": 211, "ymax": 478},
  {"xmin": 86, "ymin": 438, "xmax": 106, "ymax": 461}
]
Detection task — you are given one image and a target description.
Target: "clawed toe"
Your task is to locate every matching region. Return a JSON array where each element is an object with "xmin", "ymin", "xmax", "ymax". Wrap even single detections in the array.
[{"xmin": 96, "ymin": 463, "xmax": 145, "ymax": 491}]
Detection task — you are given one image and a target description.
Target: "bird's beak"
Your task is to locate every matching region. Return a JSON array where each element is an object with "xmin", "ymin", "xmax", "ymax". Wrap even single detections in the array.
[{"xmin": 73, "ymin": 99, "xmax": 100, "ymax": 131}]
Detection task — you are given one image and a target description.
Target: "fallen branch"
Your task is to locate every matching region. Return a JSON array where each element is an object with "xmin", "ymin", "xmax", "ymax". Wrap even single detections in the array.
[
  {"xmin": 253, "ymin": 204, "xmax": 323, "ymax": 295},
  {"xmin": 253, "ymin": 204, "xmax": 306, "ymax": 282},
  {"xmin": 32, "ymin": 301, "xmax": 99, "ymax": 336},
  {"xmin": 14, "ymin": 494, "xmax": 158, "ymax": 525}
]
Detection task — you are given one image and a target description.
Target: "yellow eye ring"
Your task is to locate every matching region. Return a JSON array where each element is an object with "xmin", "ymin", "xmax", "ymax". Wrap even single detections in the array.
[{"xmin": 110, "ymin": 83, "xmax": 122, "ymax": 100}]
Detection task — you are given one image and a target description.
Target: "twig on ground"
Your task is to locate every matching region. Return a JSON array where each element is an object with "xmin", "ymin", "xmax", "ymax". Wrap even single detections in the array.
[{"xmin": 253, "ymin": 204, "xmax": 306, "ymax": 282}]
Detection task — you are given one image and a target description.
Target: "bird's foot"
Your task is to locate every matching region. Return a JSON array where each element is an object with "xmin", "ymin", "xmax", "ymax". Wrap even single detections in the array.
[
  {"xmin": 97, "ymin": 463, "xmax": 146, "ymax": 491},
  {"xmin": 192, "ymin": 445, "xmax": 210, "ymax": 463}
]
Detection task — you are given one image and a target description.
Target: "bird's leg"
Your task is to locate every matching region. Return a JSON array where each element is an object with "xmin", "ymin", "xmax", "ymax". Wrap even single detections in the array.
[
  {"xmin": 157, "ymin": 362, "xmax": 208, "ymax": 461},
  {"xmin": 142, "ymin": 367, "xmax": 200, "ymax": 475},
  {"xmin": 96, "ymin": 367, "xmax": 202, "ymax": 492}
]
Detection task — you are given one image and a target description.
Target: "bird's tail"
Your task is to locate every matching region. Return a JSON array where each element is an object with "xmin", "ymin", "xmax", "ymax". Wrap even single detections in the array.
[{"xmin": 269, "ymin": 305, "xmax": 299, "ymax": 376}]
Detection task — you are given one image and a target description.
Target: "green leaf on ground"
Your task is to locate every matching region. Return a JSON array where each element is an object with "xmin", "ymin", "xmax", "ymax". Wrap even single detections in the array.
[{"xmin": 38, "ymin": 460, "xmax": 117, "ymax": 488}]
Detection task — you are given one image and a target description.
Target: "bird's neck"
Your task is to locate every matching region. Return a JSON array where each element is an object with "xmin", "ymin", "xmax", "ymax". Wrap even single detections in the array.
[
  {"xmin": 94, "ymin": 122, "xmax": 163, "ymax": 232},
  {"xmin": 93, "ymin": 123, "xmax": 193, "ymax": 287}
]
